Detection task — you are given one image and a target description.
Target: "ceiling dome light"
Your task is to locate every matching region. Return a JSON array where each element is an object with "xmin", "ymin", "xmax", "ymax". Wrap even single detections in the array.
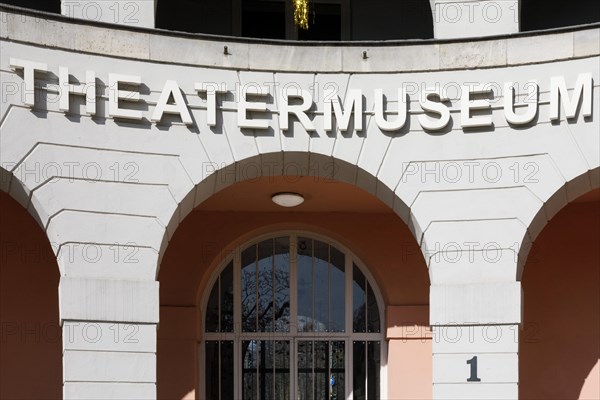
[{"xmin": 271, "ymin": 192, "xmax": 304, "ymax": 208}]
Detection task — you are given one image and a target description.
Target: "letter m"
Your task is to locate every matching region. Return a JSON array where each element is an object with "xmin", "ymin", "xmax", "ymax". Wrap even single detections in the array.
[
  {"xmin": 550, "ymin": 73, "xmax": 593, "ymax": 121},
  {"xmin": 324, "ymin": 89, "xmax": 363, "ymax": 131}
]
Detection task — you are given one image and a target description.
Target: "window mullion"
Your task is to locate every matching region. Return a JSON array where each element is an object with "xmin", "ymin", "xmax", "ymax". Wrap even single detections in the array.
[
  {"xmin": 290, "ymin": 234, "xmax": 298, "ymax": 398},
  {"xmin": 328, "ymin": 245, "xmax": 331, "ymax": 333},
  {"xmin": 345, "ymin": 254, "xmax": 353, "ymax": 399},
  {"xmin": 290, "ymin": 233, "xmax": 298, "ymax": 336},
  {"xmin": 254, "ymin": 245, "xmax": 259, "ymax": 333}
]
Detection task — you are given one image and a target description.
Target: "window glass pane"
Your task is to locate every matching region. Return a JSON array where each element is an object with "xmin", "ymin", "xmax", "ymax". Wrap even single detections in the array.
[
  {"xmin": 275, "ymin": 341, "xmax": 290, "ymax": 399},
  {"xmin": 221, "ymin": 262, "xmax": 234, "ymax": 332},
  {"xmin": 297, "ymin": 237, "xmax": 313, "ymax": 332},
  {"xmin": 330, "ymin": 247, "xmax": 345, "ymax": 332},
  {"xmin": 242, "ymin": 0, "xmax": 285, "ymax": 39},
  {"xmin": 367, "ymin": 341, "xmax": 381, "ymax": 399},
  {"xmin": 243, "ymin": 340, "xmax": 257, "ymax": 400},
  {"xmin": 221, "ymin": 341, "xmax": 234, "ymax": 399},
  {"xmin": 314, "ymin": 341, "xmax": 328, "ymax": 400},
  {"xmin": 367, "ymin": 282, "xmax": 380, "ymax": 333},
  {"xmin": 314, "ymin": 240, "xmax": 329, "ymax": 332},
  {"xmin": 297, "ymin": 341, "xmax": 313, "ymax": 400},
  {"xmin": 205, "ymin": 278, "xmax": 219, "ymax": 332},
  {"xmin": 274, "ymin": 237, "xmax": 290, "ymax": 332},
  {"xmin": 352, "ymin": 264, "xmax": 366, "ymax": 333},
  {"xmin": 257, "ymin": 239, "xmax": 274, "ymax": 332},
  {"xmin": 353, "ymin": 341, "xmax": 366, "ymax": 400},
  {"xmin": 297, "ymin": 3, "xmax": 341, "ymax": 41},
  {"xmin": 205, "ymin": 341, "xmax": 219, "ymax": 400},
  {"xmin": 331, "ymin": 341, "xmax": 345, "ymax": 400},
  {"xmin": 242, "ymin": 245, "xmax": 257, "ymax": 332}
]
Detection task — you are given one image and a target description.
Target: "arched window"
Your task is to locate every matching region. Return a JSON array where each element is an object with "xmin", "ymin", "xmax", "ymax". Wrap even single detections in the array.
[{"xmin": 201, "ymin": 233, "xmax": 385, "ymax": 400}]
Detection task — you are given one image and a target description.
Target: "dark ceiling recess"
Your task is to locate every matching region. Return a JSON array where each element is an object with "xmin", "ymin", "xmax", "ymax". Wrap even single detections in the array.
[
  {"xmin": 0, "ymin": 0, "xmax": 60, "ymax": 13},
  {"xmin": 520, "ymin": 0, "xmax": 600, "ymax": 31},
  {"xmin": 156, "ymin": 0, "xmax": 233, "ymax": 35},
  {"xmin": 351, "ymin": 0, "xmax": 434, "ymax": 40}
]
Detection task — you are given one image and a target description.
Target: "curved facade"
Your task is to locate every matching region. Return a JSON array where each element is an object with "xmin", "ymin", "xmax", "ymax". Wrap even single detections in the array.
[{"xmin": 0, "ymin": 2, "xmax": 598, "ymax": 399}]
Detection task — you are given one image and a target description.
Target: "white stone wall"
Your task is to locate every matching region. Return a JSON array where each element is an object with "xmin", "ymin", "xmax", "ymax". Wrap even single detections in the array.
[
  {"xmin": 61, "ymin": 0, "xmax": 156, "ymax": 29},
  {"xmin": 1, "ymin": 7, "xmax": 598, "ymax": 399}
]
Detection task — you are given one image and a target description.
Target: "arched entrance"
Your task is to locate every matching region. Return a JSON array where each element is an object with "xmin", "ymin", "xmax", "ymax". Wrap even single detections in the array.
[
  {"xmin": 157, "ymin": 175, "xmax": 431, "ymax": 399},
  {"xmin": 0, "ymin": 191, "xmax": 62, "ymax": 399},
  {"xmin": 519, "ymin": 188, "xmax": 600, "ymax": 399}
]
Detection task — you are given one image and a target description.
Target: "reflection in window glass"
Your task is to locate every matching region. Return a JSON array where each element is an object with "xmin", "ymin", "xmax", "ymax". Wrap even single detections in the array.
[
  {"xmin": 274, "ymin": 237, "xmax": 290, "ymax": 332},
  {"xmin": 297, "ymin": 238, "xmax": 346, "ymax": 332},
  {"xmin": 221, "ymin": 263, "xmax": 234, "ymax": 332},
  {"xmin": 297, "ymin": 237, "xmax": 313, "ymax": 332},
  {"xmin": 243, "ymin": 340, "xmax": 290, "ymax": 400},
  {"xmin": 352, "ymin": 340, "xmax": 381, "ymax": 400},
  {"xmin": 297, "ymin": 341, "xmax": 345, "ymax": 400},
  {"xmin": 353, "ymin": 263, "xmax": 381, "ymax": 333},
  {"xmin": 205, "ymin": 340, "xmax": 234, "ymax": 400},
  {"xmin": 205, "ymin": 341, "xmax": 219, "ymax": 400},
  {"xmin": 330, "ymin": 247, "xmax": 345, "ymax": 332},
  {"xmin": 242, "ymin": 239, "xmax": 291, "ymax": 333},
  {"xmin": 242, "ymin": 245, "xmax": 257, "ymax": 332},
  {"xmin": 353, "ymin": 265, "xmax": 366, "ymax": 333},
  {"xmin": 206, "ymin": 261, "xmax": 234, "ymax": 332},
  {"xmin": 367, "ymin": 341, "xmax": 381, "ymax": 399},
  {"xmin": 353, "ymin": 341, "xmax": 366, "ymax": 400}
]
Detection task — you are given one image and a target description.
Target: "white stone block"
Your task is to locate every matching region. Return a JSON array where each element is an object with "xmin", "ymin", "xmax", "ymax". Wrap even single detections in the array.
[
  {"xmin": 431, "ymin": 0, "xmax": 519, "ymax": 39},
  {"xmin": 433, "ymin": 382, "xmax": 518, "ymax": 399},
  {"xmin": 58, "ymin": 243, "xmax": 158, "ymax": 281},
  {"xmin": 61, "ymin": 0, "xmax": 155, "ymax": 29},
  {"xmin": 47, "ymin": 210, "xmax": 165, "ymax": 253},
  {"xmin": 423, "ymin": 219, "xmax": 526, "ymax": 260},
  {"xmin": 440, "ymin": 40, "xmax": 507, "ymax": 69},
  {"xmin": 433, "ymin": 353, "xmax": 518, "ymax": 383},
  {"xmin": 149, "ymin": 35, "xmax": 249, "ymax": 70},
  {"xmin": 59, "ymin": 277, "xmax": 159, "ymax": 323},
  {"xmin": 428, "ymin": 248, "xmax": 519, "ymax": 285},
  {"xmin": 341, "ymin": 44, "xmax": 440, "ymax": 73},
  {"xmin": 574, "ymin": 28, "xmax": 600, "ymax": 57},
  {"xmin": 64, "ymin": 382, "xmax": 155, "ymax": 399},
  {"xmin": 507, "ymin": 33, "xmax": 573, "ymax": 65},
  {"xmin": 249, "ymin": 44, "xmax": 342, "ymax": 72},
  {"xmin": 430, "ymin": 282, "xmax": 521, "ymax": 325},
  {"xmin": 30, "ymin": 179, "xmax": 177, "ymax": 230},
  {"xmin": 63, "ymin": 350, "xmax": 156, "ymax": 382},
  {"xmin": 63, "ymin": 321, "xmax": 156, "ymax": 353},
  {"xmin": 410, "ymin": 187, "xmax": 542, "ymax": 245},
  {"xmin": 432, "ymin": 325, "xmax": 519, "ymax": 354}
]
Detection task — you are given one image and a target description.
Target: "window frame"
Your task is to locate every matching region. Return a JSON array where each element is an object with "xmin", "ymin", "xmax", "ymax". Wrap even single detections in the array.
[{"xmin": 199, "ymin": 230, "xmax": 387, "ymax": 399}]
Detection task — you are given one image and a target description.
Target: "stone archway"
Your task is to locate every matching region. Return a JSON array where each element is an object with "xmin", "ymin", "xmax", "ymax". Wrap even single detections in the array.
[{"xmin": 156, "ymin": 174, "xmax": 432, "ymax": 399}]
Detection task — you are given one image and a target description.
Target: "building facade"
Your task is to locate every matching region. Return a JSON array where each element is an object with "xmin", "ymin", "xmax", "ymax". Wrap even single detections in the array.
[{"xmin": 0, "ymin": 1, "xmax": 598, "ymax": 399}]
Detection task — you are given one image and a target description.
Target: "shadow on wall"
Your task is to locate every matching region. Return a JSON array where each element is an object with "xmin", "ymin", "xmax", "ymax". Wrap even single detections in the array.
[
  {"xmin": 0, "ymin": 192, "xmax": 62, "ymax": 399},
  {"xmin": 520, "ymin": 194, "xmax": 600, "ymax": 399}
]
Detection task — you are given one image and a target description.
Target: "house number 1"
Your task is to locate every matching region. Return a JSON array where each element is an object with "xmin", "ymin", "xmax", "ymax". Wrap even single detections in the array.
[{"xmin": 466, "ymin": 356, "xmax": 481, "ymax": 382}]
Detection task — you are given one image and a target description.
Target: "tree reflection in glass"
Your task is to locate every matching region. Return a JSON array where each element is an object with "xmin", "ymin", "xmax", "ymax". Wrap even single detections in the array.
[{"xmin": 242, "ymin": 237, "xmax": 290, "ymax": 333}]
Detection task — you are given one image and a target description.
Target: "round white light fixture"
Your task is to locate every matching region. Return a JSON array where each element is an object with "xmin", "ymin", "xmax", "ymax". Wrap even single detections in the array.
[{"xmin": 271, "ymin": 192, "xmax": 304, "ymax": 208}]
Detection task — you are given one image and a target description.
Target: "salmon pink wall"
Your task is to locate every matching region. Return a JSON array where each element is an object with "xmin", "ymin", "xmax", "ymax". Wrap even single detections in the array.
[
  {"xmin": 0, "ymin": 193, "xmax": 62, "ymax": 399},
  {"xmin": 520, "ymin": 199, "xmax": 600, "ymax": 399}
]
